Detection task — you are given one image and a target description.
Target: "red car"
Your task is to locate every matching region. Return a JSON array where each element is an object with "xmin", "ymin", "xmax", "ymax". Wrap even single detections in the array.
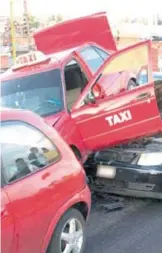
[
  {"xmin": 34, "ymin": 12, "xmax": 137, "ymax": 91},
  {"xmin": 1, "ymin": 108, "xmax": 91, "ymax": 253},
  {"xmin": 1, "ymin": 13, "xmax": 162, "ymax": 164}
]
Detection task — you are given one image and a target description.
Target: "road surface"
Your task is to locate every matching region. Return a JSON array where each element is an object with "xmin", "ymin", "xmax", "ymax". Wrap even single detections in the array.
[{"xmin": 85, "ymin": 197, "xmax": 162, "ymax": 253}]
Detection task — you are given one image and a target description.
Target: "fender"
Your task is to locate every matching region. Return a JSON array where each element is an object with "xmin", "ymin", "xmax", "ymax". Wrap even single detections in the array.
[{"xmin": 40, "ymin": 186, "xmax": 91, "ymax": 253}]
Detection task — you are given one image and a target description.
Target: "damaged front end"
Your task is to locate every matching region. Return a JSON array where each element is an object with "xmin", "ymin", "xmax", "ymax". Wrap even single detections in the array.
[{"xmin": 85, "ymin": 134, "xmax": 162, "ymax": 199}]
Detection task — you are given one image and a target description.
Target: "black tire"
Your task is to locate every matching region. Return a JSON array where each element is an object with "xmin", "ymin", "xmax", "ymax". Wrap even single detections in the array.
[
  {"xmin": 127, "ymin": 79, "xmax": 137, "ymax": 90},
  {"xmin": 47, "ymin": 208, "xmax": 86, "ymax": 253}
]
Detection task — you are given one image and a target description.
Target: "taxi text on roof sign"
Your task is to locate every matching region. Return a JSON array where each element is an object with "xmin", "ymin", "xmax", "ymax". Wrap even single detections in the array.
[{"xmin": 13, "ymin": 51, "xmax": 50, "ymax": 70}]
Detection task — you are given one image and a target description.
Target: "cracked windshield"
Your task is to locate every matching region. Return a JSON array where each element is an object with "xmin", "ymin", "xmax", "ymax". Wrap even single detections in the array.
[{"xmin": 0, "ymin": 69, "xmax": 64, "ymax": 116}]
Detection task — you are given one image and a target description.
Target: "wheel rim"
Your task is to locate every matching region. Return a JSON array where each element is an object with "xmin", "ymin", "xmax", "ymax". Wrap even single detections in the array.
[{"xmin": 60, "ymin": 218, "xmax": 84, "ymax": 253}]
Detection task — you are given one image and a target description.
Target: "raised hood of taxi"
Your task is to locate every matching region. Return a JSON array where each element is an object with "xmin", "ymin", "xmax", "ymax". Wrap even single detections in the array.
[{"xmin": 34, "ymin": 12, "xmax": 117, "ymax": 55}]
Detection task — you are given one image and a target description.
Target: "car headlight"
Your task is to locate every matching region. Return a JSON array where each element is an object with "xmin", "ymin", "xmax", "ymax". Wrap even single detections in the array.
[{"xmin": 138, "ymin": 152, "xmax": 162, "ymax": 166}]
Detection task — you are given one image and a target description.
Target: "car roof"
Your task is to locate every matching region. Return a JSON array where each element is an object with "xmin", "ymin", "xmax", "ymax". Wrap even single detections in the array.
[
  {"xmin": 1, "ymin": 107, "xmax": 34, "ymax": 121},
  {"xmin": 1, "ymin": 107, "xmax": 52, "ymax": 134},
  {"xmin": 0, "ymin": 42, "xmax": 113, "ymax": 82},
  {"xmin": 0, "ymin": 45, "xmax": 82, "ymax": 82}
]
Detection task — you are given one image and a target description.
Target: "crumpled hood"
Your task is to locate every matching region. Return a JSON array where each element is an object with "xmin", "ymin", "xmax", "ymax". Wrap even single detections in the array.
[{"xmin": 94, "ymin": 134, "xmax": 162, "ymax": 166}]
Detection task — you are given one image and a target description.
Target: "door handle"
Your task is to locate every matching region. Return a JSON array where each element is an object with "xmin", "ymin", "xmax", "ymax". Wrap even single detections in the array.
[{"xmin": 136, "ymin": 92, "xmax": 151, "ymax": 100}]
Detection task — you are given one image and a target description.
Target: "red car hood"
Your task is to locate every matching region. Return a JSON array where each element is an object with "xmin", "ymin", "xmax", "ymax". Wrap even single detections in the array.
[
  {"xmin": 34, "ymin": 12, "xmax": 117, "ymax": 55},
  {"xmin": 44, "ymin": 112, "xmax": 63, "ymax": 127}
]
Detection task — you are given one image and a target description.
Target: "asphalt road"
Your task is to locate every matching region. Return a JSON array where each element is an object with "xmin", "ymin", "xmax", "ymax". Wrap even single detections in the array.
[{"xmin": 84, "ymin": 197, "xmax": 162, "ymax": 253}]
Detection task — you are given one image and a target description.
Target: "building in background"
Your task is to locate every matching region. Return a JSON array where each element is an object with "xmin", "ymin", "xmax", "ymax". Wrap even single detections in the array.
[{"xmin": 0, "ymin": 16, "xmax": 10, "ymax": 72}]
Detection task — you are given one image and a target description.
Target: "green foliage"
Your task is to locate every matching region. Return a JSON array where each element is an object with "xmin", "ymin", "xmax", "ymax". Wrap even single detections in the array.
[{"xmin": 29, "ymin": 15, "xmax": 40, "ymax": 28}]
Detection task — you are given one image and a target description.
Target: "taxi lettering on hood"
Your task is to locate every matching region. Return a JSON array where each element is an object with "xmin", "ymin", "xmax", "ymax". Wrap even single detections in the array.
[{"xmin": 105, "ymin": 110, "xmax": 132, "ymax": 126}]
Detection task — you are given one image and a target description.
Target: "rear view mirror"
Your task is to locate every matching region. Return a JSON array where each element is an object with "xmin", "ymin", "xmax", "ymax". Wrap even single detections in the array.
[
  {"xmin": 84, "ymin": 83, "xmax": 106, "ymax": 105},
  {"xmin": 84, "ymin": 90, "xmax": 96, "ymax": 105},
  {"xmin": 92, "ymin": 83, "xmax": 105, "ymax": 99}
]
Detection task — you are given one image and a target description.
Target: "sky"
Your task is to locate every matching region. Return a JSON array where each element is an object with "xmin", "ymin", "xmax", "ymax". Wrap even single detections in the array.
[{"xmin": 0, "ymin": 0, "xmax": 162, "ymax": 21}]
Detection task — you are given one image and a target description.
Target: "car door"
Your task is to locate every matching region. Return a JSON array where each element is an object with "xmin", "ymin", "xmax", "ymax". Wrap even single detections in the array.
[
  {"xmin": 71, "ymin": 40, "xmax": 162, "ymax": 151},
  {"xmin": 1, "ymin": 188, "xmax": 14, "ymax": 253},
  {"xmin": 0, "ymin": 121, "xmax": 78, "ymax": 253}
]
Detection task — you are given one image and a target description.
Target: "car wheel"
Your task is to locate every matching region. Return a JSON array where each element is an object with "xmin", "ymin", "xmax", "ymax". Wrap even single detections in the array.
[
  {"xmin": 48, "ymin": 208, "xmax": 86, "ymax": 253},
  {"xmin": 127, "ymin": 79, "xmax": 137, "ymax": 90}
]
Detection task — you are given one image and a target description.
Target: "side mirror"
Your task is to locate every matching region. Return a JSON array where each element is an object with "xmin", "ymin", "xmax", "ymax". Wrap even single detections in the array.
[
  {"xmin": 84, "ymin": 90, "xmax": 96, "ymax": 105},
  {"xmin": 92, "ymin": 83, "xmax": 105, "ymax": 99}
]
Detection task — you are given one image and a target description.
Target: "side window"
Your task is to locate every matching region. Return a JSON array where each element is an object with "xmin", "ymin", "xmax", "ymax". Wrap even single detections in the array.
[
  {"xmin": 64, "ymin": 59, "xmax": 88, "ymax": 110},
  {"xmin": 136, "ymin": 68, "xmax": 148, "ymax": 86},
  {"xmin": 92, "ymin": 46, "xmax": 109, "ymax": 61},
  {"xmin": 79, "ymin": 46, "xmax": 104, "ymax": 73},
  {"xmin": 1, "ymin": 121, "xmax": 60, "ymax": 184},
  {"xmin": 91, "ymin": 44, "xmax": 149, "ymax": 99}
]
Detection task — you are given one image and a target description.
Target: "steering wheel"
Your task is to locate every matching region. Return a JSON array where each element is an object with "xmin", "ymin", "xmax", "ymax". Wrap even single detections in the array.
[{"xmin": 33, "ymin": 99, "xmax": 61, "ymax": 114}]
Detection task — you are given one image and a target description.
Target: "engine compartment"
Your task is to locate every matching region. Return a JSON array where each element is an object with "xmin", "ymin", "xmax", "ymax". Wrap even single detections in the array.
[{"xmin": 94, "ymin": 134, "xmax": 162, "ymax": 165}]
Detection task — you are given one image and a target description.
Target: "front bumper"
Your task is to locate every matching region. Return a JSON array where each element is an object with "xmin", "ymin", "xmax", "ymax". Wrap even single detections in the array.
[
  {"xmin": 93, "ymin": 164, "xmax": 162, "ymax": 199},
  {"xmin": 89, "ymin": 136, "xmax": 162, "ymax": 199}
]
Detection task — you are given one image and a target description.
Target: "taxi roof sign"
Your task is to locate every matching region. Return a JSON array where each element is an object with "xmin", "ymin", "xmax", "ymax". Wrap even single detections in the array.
[{"xmin": 13, "ymin": 51, "xmax": 50, "ymax": 70}]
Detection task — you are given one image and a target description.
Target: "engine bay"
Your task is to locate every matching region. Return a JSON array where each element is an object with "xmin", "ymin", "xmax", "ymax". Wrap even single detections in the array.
[{"xmin": 94, "ymin": 134, "xmax": 162, "ymax": 166}]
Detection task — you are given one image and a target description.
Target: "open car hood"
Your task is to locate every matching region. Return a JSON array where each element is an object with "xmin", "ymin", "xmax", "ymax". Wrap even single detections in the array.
[{"xmin": 34, "ymin": 12, "xmax": 117, "ymax": 55}]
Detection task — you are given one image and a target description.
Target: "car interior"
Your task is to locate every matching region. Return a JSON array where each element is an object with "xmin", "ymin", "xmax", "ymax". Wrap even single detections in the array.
[{"xmin": 64, "ymin": 60, "xmax": 88, "ymax": 110}]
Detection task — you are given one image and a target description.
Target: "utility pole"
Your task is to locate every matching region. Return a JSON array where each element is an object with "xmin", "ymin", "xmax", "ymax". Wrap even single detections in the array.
[
  {"xmin": 10, "ymin": 0, "xmax": 16, "ymax": 61},
  {"xmin": 23, "ymin": 0, "xmax": 31, "ymax": 51}
]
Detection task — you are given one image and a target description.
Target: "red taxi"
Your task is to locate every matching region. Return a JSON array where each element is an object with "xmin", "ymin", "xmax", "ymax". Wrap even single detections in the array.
[
  {"xmin": 1, "ymin": 12, "xmax": 162, "ymax": 163},
  {"xmin": 1, "ymin": 108, "xmax": 91, "ymax": 253}
]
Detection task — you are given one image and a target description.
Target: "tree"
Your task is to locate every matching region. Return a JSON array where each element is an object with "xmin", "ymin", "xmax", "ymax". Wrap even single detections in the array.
[
  {"xmin": 48, "ymin": 14, "xmax": 64, "ymax": 25},
  {"xmin": 29, "ymin": 15, "xmax": 40, "ymax": 29},
  {"xmin": 157, "ymin": 15, "xmax": 162, "ymax": 25},
  {"xmin": 55, "ymin": 14, "xmax": 63, "ymax": 23},
  {"xmin": 49, "ymin": 14, "xmax": 56, "ymax": 22}
]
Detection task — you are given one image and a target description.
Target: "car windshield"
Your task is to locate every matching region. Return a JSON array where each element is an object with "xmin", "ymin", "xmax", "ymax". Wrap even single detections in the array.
[{"xmin": 0, "ymin": 69, "xmax": 64, "ymax": 117}]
